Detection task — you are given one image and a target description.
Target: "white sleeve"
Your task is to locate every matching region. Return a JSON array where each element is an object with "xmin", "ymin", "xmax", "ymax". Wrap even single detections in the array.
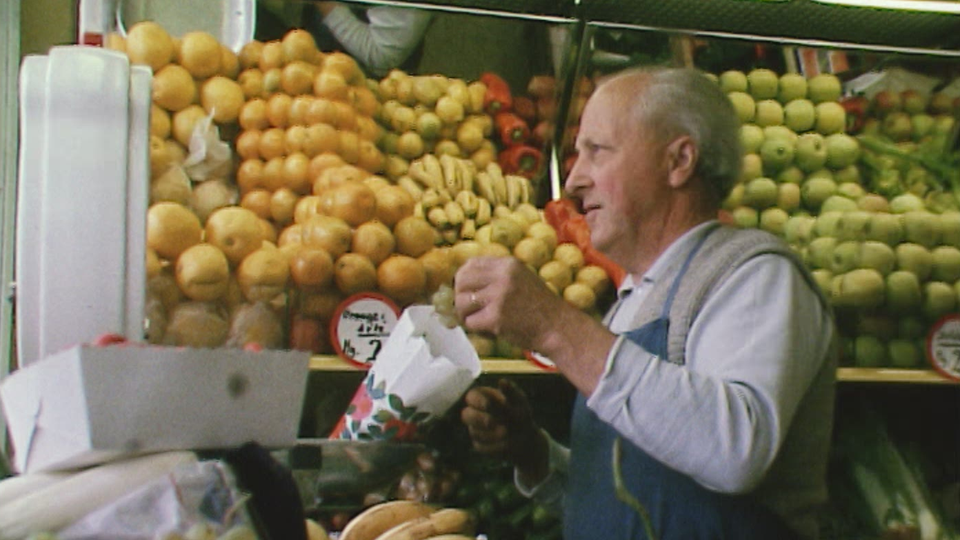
[
  {"xmin": 322, "ymin": 6, "xmax": 432, "ymax": 75},
  {"xmin": 586, "ymin": 254, "xmax": 833, "ymax": 494}
]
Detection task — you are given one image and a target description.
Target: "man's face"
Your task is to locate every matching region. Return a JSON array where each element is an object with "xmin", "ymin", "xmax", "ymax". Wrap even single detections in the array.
[{"xmin": 564, "ymin": 82, "xmax": 671, "ymax": 265}]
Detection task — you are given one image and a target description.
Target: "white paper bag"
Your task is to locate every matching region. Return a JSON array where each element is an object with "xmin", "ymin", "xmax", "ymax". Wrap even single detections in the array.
[{"xmin": 330, "ymin": 306, "xmax": 481, "ymax": 441}]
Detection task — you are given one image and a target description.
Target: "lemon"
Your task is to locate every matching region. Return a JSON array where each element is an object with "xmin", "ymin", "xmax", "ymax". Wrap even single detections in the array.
[
  {"xmin": 176, "ymin": 243, "xmax": 230, "ymax": 301},
  {"xmin": 178, "ymin": 31, "xmax": 223, "ymax": 79},
  {"xmin": 171, "ymin": 104, "xmax": 208, "ymax": 147},
  {"xmin": 150, "ymin": 103, "xmax": 171, "ymax": 138},
  {"xmin": 200, "ymin": 76, "xmax": 244, "ymax": 124},
  {"xmin": 205, "ymin": 206, "xmax": 266, "ymax": 266},
  {"xmin": 237, "ymin": 247, "xmax": 290, "ymax": 302},
  {"xmin": 125, "ymin": 21, "xmax": 173, "ymax": 72},
  {"xmin": 152, "ymin": 64, "xmax": 197, "ymax": 112},
  {"xmin": 147, "ymin": 201, "xmax": 203, "ymax": 260}
]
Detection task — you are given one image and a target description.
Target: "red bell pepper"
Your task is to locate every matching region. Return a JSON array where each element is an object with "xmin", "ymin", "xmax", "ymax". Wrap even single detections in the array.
[
  {"xmin": 512, "ymin": 95, "xmax": 537, "ymax": 124},
  {"xmin": 495, "ymin": 112, "xmax": 531, "ymax": 147},
  {"xmin": 840, "ymin": 95, "xmax": 870, "ymax": 134},
  {"xmin": 544, "ymin": 198, "xmax": 626, "ymax": 287},
  {"xmin": 499, "ymin": 144, "xmax": 542, "ymax": 179},
  {"xmin": 479, "ymin": 72, "xmax": 513, "ymax": 114}
]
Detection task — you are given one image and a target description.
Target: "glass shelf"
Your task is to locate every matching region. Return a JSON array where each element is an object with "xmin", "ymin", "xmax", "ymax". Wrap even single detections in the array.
[{"xmin": 309, "ymin": 356, "xmax": 959, "ymax": 384}]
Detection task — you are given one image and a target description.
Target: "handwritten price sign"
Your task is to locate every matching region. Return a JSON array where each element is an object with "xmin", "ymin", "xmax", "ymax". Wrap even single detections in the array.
[
  {"xmin": 927, "ymin": 314, "xmax": 960, "ymax": 382},
  {"xmin": 331, "ymin": 293, "xmax": 401, "ymax": 369}
]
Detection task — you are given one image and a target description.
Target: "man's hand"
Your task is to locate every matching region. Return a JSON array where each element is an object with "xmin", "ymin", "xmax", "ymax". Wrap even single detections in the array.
[{"xmin": 461, "ymin": 379, "xmax": 549, "ymax": 486}]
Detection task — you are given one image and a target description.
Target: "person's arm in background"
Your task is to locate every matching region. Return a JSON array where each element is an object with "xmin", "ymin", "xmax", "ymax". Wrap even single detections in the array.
[{"xmin": 316, "ymin": 2, "xmax": 432, "ymax": 76}]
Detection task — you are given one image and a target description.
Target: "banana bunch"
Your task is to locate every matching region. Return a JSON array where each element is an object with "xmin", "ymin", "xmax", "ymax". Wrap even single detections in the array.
[
  {"xmin": 339, "ymin": 500, "xmax": 476, "ymax": 540},
  {"xmin": 399, "ymin": 153, "xmax": 534, "ymax": 244}
]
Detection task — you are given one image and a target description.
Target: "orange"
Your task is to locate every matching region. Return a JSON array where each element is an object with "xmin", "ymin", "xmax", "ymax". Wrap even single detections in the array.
[
  {"xmin": 171, "ymin": 105, "xmax": 207, "ymax": 147},
  {"xmin": 200, "ymin": 76, "xmax": 245, "ymax": 124},
  {"xmin": 303, "ymin": 124, "xmax": 340, "ymax": 157},
  {"xmin": 178, "ymin": 31, "xmax": 223, "ymax": 79},
  {"xmin": 147, "ymin": 201, "xmax": 203, "ymax": 260},
  {"xmin": 282, "ymin": 61, "xmax": 316, "ymax": 96},
  {"xmin": 352, "ymin": 220, "xmax": 396, "ymax": 266},
  {"xmin": 259, "ymin": 218, "xmax": 279, "ymax": 245},
  {"xmin": 377, "ymin": 255, "xmax": 427, "ymax": 306},
  {"xmin": 294, "ymin": 195, "xmax": 323, "ymax": 224},
  {"xmin": 338, "ymin": 130, "xmax": 361, "ymax": 164},
  {"xmin": 236, "ymin": 158, "xmax": 265, "ymax": 194},
  {"xmin": 394, "ymin": 216, "xmax": 438, "ymax": 258},
  {"xmin": 290, "ymin": 246, "xmax": 335, "ymax": 289},
  {"xmin": 284, "ymin": 125, "xmax": 307, "ymax": 154},
  {"xmin": 419, "ymin": 247, "xmax": 456, "ymax": 292},
  {"xmin": 219, "ymin": 45, "xmax": 240, "ymax": 78},
  {"xmin": 239, "ymin": 99, "xmax": 269, "ymax": 131},
  {"xmin": 308, "ymin": 152, "xmax": 346, "ymax": 182},
  {"xmin": 278, "ymin": 223, "xmax": 304, "ymax": 247},
  {"xmin": 266, "ymin": 93, "xmax": 293, "ymax": 128},
  {"xmin": 289, "ymin": 95, "xmax": 314, "ymax": 126},
  {"xmin": 332, "ymin": 101, "xmax": 357, "ymax": 131},
  {"xmin": 236, "ymin": 129, "xmax": 262, "ymax": 161},
  {"xmin": 238, "ymin": 40, "xmax": 265, "ymax": 70},
  {"xmin": 270, "ymin": 187, "xmax": 299, "ymax": 225},
  {"xmin": 259, "ymin": 127, "xmax": 287, "ymax": 160},
  {"xmin": 313, "ymin": 70, "xmax": 349, "ymax": 102},
  {"xmin": 175, "ymin": 243, "xmax": 230, "ymax": 301},
  {"xmin": 150, "ymin": 103, "xmax": 171, "ymax": 138},
  {"xmin": 356, "ymin": 140, "xmax": 384, "ymax": 174},
  {"xmin": 152, "ymin": 64, "xmax": 196, "ymax": 112},
  {"xmin": 352, "ymin": 86, "xmax": 379, "ymax": 118},
  {"xmin": 299, "ymin": 290, "xmax": 344, "ymax": 319},
  {"xmin": 363, "ymin": 175, "xmax": 391, "ymax": 193},
  {"xmin": 258, "ymin": 41, "xmax": 284, "ymax": 71},
  {"xmin": 205, "ymin": 206, "xmax": 266, "ymax": 266},
  {"xmin": 306, "ymin": 98, "xmax": 339, "ymax": 125},
  {"xmin": 281, "ymin": 29, "xmax": 318, "ymax": 64},
  {"xmin": 374, "ymin": 185, "xmax": 415, "ymax": 228},
  {"xmin": 334, "ymin": 253, "xmax": 377, "ymax": 296},
  {"xmin": 237, "ymin": 247, "xmax": 290, "ymax": 302},
  {"xmin": 301, "ymin": 215, "xmax": 353, "ymax": 258},
  {"xmin": 260, "ymin": 156, "xmax": 286, "ymax": 192},
  {"xmin": 262, "ymin": 67, "xmax": 282, "ymax": 96},
  {"xmin": 282, "ymin": 152, "xmax": 312, "ymax": 193},
  {"xmin": 238, "ymin": 68, "xmax": 265, "ymax": 99},
  {"xmin": 241, "ymin": 189, "xmax": 273, "ymax": 219},
  {"xmin": 313, "ymin": 164, "xmax": 367, "ymax": 195},
  {"xmin": 323, "ymin": 51, "xmax": 362, "ymax": 84},
  {"xmin": 319, "ymin": 181, "xmax": 377, "ymax": 227},
  {"xmin": 356, "ymin": 115, "xmax": 383, "ymax": 143},
  {"xmin": 125, "ymin": 21, "xmax": 173, "ymax": 72}
]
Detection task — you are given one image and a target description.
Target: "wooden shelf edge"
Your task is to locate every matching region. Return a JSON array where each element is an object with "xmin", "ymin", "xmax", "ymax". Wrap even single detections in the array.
[{"xmin": 309, "ymin": 356, "xmax": 959, "ymax": 384}]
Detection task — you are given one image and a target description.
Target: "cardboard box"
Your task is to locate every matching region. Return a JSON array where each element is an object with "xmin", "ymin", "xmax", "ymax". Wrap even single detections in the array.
[{"xmin": 0, "ymin": 345, "xmax": 310, "ymax": 473}]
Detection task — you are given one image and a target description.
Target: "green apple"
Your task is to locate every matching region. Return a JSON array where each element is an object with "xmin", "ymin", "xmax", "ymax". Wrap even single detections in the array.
[
  {"xmin": 778, "ymin": 73, "xmax": 808, "ymax": 103},
  {"xmin": 911, "ymin": 113, "xmax": 936, "ymax": 141},
  {"xmin": 743, "ymin": 177, "xmax": 779, "ymax": 209},
  {"xmin": 811, "ymin": 269, "xmax": 833, "ymax": 296},
  {"xmin": 853, "ymin": 334, "xmax": 888, "ymax": 367},
  {"xmin": 814, "ymin": 102, "xmax": 846, "ymax": 135},
  {"xmin": 732, "ymin": 206, "xmax": 759, "ymax": 229},
  {"xmin": 821, "ymin": 195, "xmax": 859, "ymax": 214},
  {"xmin": 938, "ymin": 211, "xmax": 960, "ymax": 247},
  {"xmin": 896, "ymin": 242, "xmax": 934, "ymax": 281},
  {"xmin": 881, "ymin": 111, "xmax": 913, "ymax": 142},
  {"xmin": 784, "ymin": 214, "xmax": 816, "ymax": 245},
  {"xmin": 760, "ymin": 138, "xmax": 794, "ymax": 173},
  {"xmin": 755, "ymin": 99, "xmax": 785, "ymax": 127},
  {"xmin": 889, "ymin": 193, "xmax": 926, "ymax": 214},
  {"xmin": 923, "ymin": 281, "xmax": 958, "ymax": 321},
  {"xmin": 801, "ymin": 177, "xmax": 838, "ymax": 211},
  {"xmin": 783, "ymin": 99, "xmax": 816, "ymax": 133},
  {"xmin": 898, "ymin": 315, "xmax": 926, "ymax": 339},
  {"xmin": 760, "ymin": 207, "xmax": 790, "ymax": 236},
  {"xmin": 901, "ymin": 89, "xmax": 929, "ymax": 115},
  {"xmin": 933, "ymin": 114, "xmax": 956, "ymax": 136},
  {"xmin": 806, "ymin": 236, "xmax": 838, "ymax": 269},
  {"xmin": 859, "ymin": 240, "xmax": 897, "ymax": 275},
  {"xmin": 858, "ymin": 194, "xmax": 891, "ymax": 213},
  {"xmin": 794, "ymin": 133, "xmax": 827, "ymax": 173},
  {"xmin": 776, "ymin": 165, "xmax": 805, "ymax": 185},
  {"xmin": 747, "ymin": 68, "xmax": 780, "ymax": 100},
  {"xmin": 887, "ymin": 339, "xmax": 923, "ymax": 368},
  {"xmin": 833, "ymin": 164, "xmax": 862, "ymax": 185},
  {"xmin": 831, "ymin": 268, "xmax": 886, "ymax": 308},
  {"xmin": 723, "ymin": 183, "xmax": 745, "ymax": 211},
  {"xmin": 806, "ymin": 168, "xmax": 835, "ymax": 182},
  {"xmin": 885, "ymin": 270, "xmax": 922, "ymax": 312},
  {"xmin": 931, "ymin": 246, "xmax": 960, "ymax": 282},
  {"xmin": 836, "ymin": 209, "xmax": 871, "ymax": 241},
  {"xmin": 824, "ymin": 133, "xmax": 861, "ymax": 169},
  {"xmin": 740, "ymin": 124, "xmax": 765, "ymax": 154},
  {"xmin": 864, "ymin": 212, "xmax": 904, "ymax": 246},
  {"xmin": 740, "ymin": 153, "xmax": 764, "ymax": 183},
  {"xmin": 836, "ymin": 182, "xmax": 866, "ymax": 200},
  {"xmin": 728, "ymin": 91, "xmax": 757, "ymax": 124},
  {"xmin": 831, "ymin": 240, "xmax": 862, "ymax": 273},
  {"xmin": 814, "ymin": 210, "xmax": 843, "ymax": 238},
  {"xmin": 719, "ymin": 70, "xmax": 749, "ymax": 94},
  {"xmin": 807, "ymin": 73, "xmax": 842, "ymax": 104},
  {"xmin": 901, "ymin": 210, "xmax": 941, "ymax": 249},
  {"xmin": 778, "ymin": 182, "xmax": 802, "ymax": 212},
  {"xmin": 763, "ymin": 125, "xmax": 798, "ymax": 144}
]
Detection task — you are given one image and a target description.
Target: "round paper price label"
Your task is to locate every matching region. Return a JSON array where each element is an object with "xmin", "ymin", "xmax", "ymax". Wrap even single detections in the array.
[
  {"xmin": 926, "ymin": 314, "xmax": 960, "ymax": 382},
  {"xmin": 330, "ymin": 293, "xmax": 401, "ymax": 369},
  {"xmin": 525, "ymin": 350, "xmax": 557, "ymax": 372}
]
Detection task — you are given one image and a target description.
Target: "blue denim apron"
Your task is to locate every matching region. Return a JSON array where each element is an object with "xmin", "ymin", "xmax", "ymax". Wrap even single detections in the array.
[{"xmin": 565, "ymin": 227, "xmax": 798, "ymax": 540}]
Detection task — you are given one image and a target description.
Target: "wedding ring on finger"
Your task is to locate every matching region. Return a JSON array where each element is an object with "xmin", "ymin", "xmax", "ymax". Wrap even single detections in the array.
[{"xmin": 470, "ymin": 292, "xmax": 481, "ymax": 310}]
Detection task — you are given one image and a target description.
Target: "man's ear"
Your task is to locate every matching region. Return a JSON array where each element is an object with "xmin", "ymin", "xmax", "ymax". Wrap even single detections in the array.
[{"xmin": 666, "ymin": 136, "xmax": 698, "ymax": 188}]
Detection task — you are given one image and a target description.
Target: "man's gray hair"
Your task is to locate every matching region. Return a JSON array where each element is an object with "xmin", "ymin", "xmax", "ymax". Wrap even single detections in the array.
[{"xmin": 606, "ymin": 67, "xmax": 743, "ymax": 203}]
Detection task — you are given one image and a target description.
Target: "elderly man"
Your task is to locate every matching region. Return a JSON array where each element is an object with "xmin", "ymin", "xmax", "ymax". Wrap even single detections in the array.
[{"xmin": 455, "ymin": 67, "xmax": 837, "ymax": 540}]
